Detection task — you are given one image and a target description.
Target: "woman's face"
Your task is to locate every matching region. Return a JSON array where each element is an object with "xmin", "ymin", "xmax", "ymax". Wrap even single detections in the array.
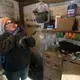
[{"xmin": 5, "ymin": 19, "xmax": 17, "ymax": 32}]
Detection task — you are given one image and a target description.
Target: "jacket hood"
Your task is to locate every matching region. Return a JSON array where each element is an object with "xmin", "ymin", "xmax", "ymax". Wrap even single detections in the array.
[{"xmin": 0, "ymin": 18, "xmax": 5, "ymax": 35}]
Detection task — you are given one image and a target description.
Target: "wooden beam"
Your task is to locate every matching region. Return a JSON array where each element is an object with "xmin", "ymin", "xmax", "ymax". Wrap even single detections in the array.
[
  {"xmin": 19, "ymin": 2, "xmax": 24, "ymax": 26},
  {"xmin": 41, "ymin": 0, "xmax": 72, "ymax": 3},
  {"xmin": 14, "ymin": 0, "xmax": 19, "ymax": 2},
  {"xmin": 21, "ymin": 0, "xmax": 39, "ymax": 6}
]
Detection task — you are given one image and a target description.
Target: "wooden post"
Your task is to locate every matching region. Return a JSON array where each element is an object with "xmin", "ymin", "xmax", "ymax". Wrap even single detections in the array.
[
  {"xmin": 18, "ymin": 0, "xmax": 39, "ymax": 26},
  {"xmin": 19, "ymin": 2, "xmax": 24, "ymax": 26}
]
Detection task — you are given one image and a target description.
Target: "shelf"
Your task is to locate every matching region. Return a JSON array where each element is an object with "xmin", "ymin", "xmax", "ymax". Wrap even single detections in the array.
[{"xmin": 42, "ymin": 29, "xmax": 80, "ymax": 33}]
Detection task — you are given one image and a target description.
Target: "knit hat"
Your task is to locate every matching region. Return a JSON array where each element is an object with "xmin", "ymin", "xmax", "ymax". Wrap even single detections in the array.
[
  {"xmin": 2, "ymin": 17, "xmax": 10, "ymax": 26},
  {"xmin": 0, "ymin": 17, "xmax": 10, "ymax": 35}
]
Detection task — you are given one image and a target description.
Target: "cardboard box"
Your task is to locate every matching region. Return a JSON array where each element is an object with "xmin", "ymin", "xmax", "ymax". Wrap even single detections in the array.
[{"xmin": 55, "ymin": 17, "xmax": 75, "ymax": 31}]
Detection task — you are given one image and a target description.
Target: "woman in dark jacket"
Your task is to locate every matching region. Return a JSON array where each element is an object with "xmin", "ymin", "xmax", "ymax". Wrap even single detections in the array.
[{"xmin": 0, "ymin": 17, "xmax": 35, "ymax": 80}]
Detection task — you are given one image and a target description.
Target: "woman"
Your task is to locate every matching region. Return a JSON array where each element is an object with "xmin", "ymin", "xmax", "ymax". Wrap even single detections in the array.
[{"xmin": 0, "ymin": 17, "xmax": 35, "ymax": 80}]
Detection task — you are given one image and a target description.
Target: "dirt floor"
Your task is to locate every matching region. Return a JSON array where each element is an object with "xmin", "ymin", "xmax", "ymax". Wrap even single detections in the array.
[
  {"xmin": 43, "ymin": 50, "xmax": 80, "ymax": 80},
  {"xmin": 43, "ymin": 50, "xmax": 63, "ymax": 80},
  {"xmin": 62, "ymin": 61, "xmax": 80, "ymax": 80},
  {"xmin": 0, "ymin": 50, "xmax": 80, "ymax": 80}
]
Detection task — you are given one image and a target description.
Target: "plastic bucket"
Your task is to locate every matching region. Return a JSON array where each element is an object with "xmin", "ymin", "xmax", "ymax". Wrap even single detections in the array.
[{"xmin": 67, "ymin": 3, "xmax": 77, "ymax": 17}]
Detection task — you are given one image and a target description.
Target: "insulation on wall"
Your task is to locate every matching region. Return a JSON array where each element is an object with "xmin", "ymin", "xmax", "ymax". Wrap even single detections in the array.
[
  {"xmin": 49, "ymin": 5, "xmax": 67, "ymax": 16},
  {"xmin": 23, "ymin": 3, "xmax": 42, "ymax": 54},
  {"xmin": 23, "ymin": 2, "xmax": 40, "ymax": 35},
  {"xmin": 49, "ymin": 0, "xmax": 80, "ymax": 17},
  {"xmin": 23, "ymin": 2, "xmax": 40, "ymax": 25},
  {"xmin": 0, "ymin": 0, "xmax": 19, "ymax": 20}
]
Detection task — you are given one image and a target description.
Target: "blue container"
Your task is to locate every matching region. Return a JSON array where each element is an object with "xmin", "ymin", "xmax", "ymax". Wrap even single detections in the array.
[
  {"xmin": 67, "ymin": 3, "xmax": 77, "ymax": 17},
  {"xmin": 47, "ymin": 25, "xmax": 53, "ymax": 29}
]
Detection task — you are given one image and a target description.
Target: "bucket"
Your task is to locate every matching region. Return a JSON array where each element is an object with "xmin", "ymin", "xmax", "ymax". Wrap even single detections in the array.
[
  {"xmin": 67, "ymin": 3, "xmax": 77, "ymax": 17},
  {"xmin": 33, "ymin": 11, "xmax": 49, "ymax": 23}
]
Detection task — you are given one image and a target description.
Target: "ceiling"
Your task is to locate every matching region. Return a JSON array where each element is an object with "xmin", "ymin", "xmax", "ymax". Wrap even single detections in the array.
[
  {"xmin": 15, "ymin": 0, "xmax": 25, "ymax": 2},
  {"xmin": 15, "ymin": 0, "xmax": 38, "ymax": 2},
  {"xmin": 15, "ymin": 0, "xmax": 39, "ymax": 6},
  {"xmin": 15, "ymin": 0, "xmax": 72, "ymax": 2},
  {"xmin": 15, "ymin": 0, "xmax": 72, "ymax": 6}
]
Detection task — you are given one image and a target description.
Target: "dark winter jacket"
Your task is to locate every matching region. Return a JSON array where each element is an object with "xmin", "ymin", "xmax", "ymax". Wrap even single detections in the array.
[{"xmin": 0, "ymin": 31, "xmax": 35, "ymax": 72}]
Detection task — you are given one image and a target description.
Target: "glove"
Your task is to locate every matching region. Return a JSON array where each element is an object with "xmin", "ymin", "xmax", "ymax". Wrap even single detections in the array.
[
  {"xmin": 15, "ymin": 32, "xmax": 27, "ymax": 48},
  {"xmin": 19, "ymin": 36, "xmax": 35, "ymax": 48},
  {"xmin": 25, "ymin": 36, "xmax": 35, "ymax": 47},
  {"xmin": 13, "ymin": 27, "xmax": 20, "ymax": 36},
  {"xmin": 19, "ymin": 37, "xmax": 28, "ymax": 49}
]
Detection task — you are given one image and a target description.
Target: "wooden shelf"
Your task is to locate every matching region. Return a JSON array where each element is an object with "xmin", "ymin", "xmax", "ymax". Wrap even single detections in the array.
[
  {"xmin": 41, "ymin": 0, "xmax": 64, "ymax": 3},
  {"xmin": 42, "ymin": 29, "xmax": 80, "ymax": 33}
]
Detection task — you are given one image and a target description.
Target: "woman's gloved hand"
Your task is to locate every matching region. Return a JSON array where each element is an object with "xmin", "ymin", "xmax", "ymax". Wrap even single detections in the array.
[
  {"xmin": 25, "ymin": 36, "xmax": 35, "ymax": 47},
  {"xmin": 13, "ymin": 27, "xmax": 20, "ymax": 36},
  {"xmin": 19, "ymin": 36, "xmax": 35, "ymax": 49},
  {"xmin": 15, "ymin": 32, "xmax": 27, "ymax": 48}
]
